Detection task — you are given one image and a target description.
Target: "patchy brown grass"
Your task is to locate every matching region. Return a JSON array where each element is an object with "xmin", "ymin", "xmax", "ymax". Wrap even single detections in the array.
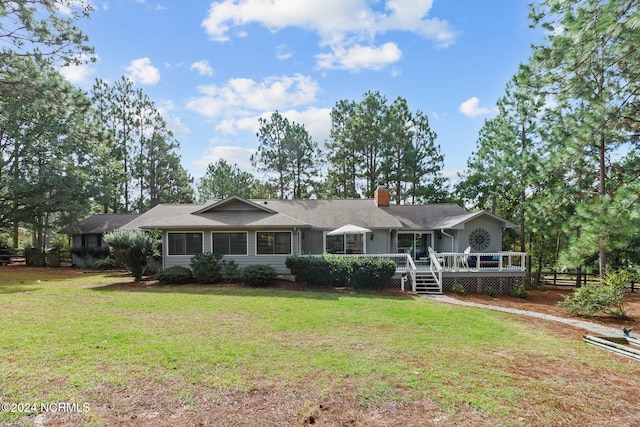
[{"xmin": 2, "ymin": 268, "xmax": 640, "ymax": 427}]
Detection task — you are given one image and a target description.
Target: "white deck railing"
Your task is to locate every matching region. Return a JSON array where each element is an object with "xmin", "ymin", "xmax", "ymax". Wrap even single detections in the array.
[
  {"xmin": 437, "ymin": 251, "xmax": 526, "ymax": 272},
  {"xmin": 301, "ymin": 251, "xmax": 526, "ymax": 291}
]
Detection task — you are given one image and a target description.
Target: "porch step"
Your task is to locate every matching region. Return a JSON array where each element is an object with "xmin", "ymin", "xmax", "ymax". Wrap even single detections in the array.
[{"xmin": 414, "ymin": 273, "xmax": 441, "ymax": 294}]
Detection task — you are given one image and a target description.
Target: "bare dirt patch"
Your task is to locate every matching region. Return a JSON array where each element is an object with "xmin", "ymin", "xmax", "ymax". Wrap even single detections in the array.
[{"xmin": 28, "ymin": 380, "xmax": 495, "ymax": 427}]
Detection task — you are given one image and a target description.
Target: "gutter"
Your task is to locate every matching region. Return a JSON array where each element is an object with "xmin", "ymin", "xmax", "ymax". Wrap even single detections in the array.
[{"xmin": 440, "ymin": 229, "xmax": 454, "ymax": 252}]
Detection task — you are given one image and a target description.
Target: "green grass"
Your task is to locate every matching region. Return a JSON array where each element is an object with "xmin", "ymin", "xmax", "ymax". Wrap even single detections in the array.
[{"xmin": 0, "ymin": 268, "xmax": 637, "ymax": 425}]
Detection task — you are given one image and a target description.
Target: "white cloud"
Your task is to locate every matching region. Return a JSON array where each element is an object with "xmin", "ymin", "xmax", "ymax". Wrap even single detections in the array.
[
  {"xmin": 55, "ymin": 0, "xmax": 90, "ymax": 16},
  {"xmin": 276, "ymin": 44, "xmax": 294, "ymax": 60},
  {"xmin": 201, "ymin": 0, "xmax": 458, "ymax": 71},
  {"xmin": 156, "ymin": 100, "xmax": 191, "ymax": 137},
  {"xmin": 215, "ymin": 107, "xmax": 332, "ymax": 142},
  {"xmin": 459, "ymin": 97, "xmax": 492, "ymax": 118},
  {"xmin": 186, "ymin": 73, "xmax": 320, "ymax": 117},
  {"xmin": 316, "ymin": 42, "xmax": 402, "ymax": 71},
  {"xmin": 192, "ymin": 144, "xmax": 256, "ymax": 174},
  {"xmin": 190, "ymin": 60, "xmax": 214, "ymax": 76},
  {"xmin": 59, "ymin": 54, "xmax": 95, "ymax": 85},
  {"xmin": 125, "ymin": 58, "xmax": 160, "ymax": 85}
]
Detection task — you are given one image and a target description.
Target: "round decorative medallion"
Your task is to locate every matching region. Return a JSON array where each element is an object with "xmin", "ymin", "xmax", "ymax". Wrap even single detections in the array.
[{"xmin": 469, "ymin": 228, "xmax": 491, "ymax": 251}]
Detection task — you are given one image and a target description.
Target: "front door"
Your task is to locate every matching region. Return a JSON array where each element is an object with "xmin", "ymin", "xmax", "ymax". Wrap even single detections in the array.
[{"xmin": 398, "ymin": 232, "xmax": 433, "ymax": 260}]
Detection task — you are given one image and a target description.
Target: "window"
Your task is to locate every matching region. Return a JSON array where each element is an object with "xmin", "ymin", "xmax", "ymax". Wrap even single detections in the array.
[
  {"xmin": 212, "ymin": 232, "xmax": 247, "ymax": 255},
  {"xmin": 257, "ymin": 231, "xmax": 291, "ymax": 255},
  {"xmin": 325, "ymin": 234, "xmax": 364, "ymax": 254},
  {"xmin": 326, "ymin": 235, "xmax": 344, "ymax": 254},
  {"xmin": 168, "ymin": 233, "xmax": 203, "ymax": 255},
  {"xmin": 397, "ymin": 233, "xmax": 432, "ymax": 259},
  {"xmin": 84, "ymin": 234, "xmax": 100, "ymax": 248}
]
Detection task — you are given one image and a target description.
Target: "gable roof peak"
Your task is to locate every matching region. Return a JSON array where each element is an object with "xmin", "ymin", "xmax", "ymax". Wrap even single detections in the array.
[{"xmin": 194, "ymin": 195, "xmax": 277, "ymax": 214}]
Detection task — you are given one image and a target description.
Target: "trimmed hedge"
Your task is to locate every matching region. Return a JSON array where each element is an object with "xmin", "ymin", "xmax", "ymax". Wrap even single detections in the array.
[
  {"xmin": 242, "ymin": 264, "xmax": 277, "ymax": 287},
  {"xmin": 286, "ymin": 255, "xmax": 396, "ymax": 290},
  {"xmin": 155, "ymin": 266, "xmax": 193, "ymax": 285}
]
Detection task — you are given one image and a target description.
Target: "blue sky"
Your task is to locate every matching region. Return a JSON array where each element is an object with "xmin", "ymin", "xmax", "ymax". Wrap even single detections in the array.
[{"xmin": 61, "ymin": 0, "xmax": 544, "ymax": 184}]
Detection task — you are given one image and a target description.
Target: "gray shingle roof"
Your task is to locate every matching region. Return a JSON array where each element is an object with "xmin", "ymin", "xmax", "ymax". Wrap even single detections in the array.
[
  {"xmin": 62, "ymin": 214, "xmax": 140, "ymax": 234},
  {"xmin": 121, "ymin": 198, "xmax": 515, "ymax": 231},
  {"xmin": 386, "ymin": 204, "xmax": 470, "ymax": 229}
]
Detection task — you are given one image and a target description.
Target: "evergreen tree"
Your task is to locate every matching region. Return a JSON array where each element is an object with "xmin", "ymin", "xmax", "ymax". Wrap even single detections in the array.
[
  {"xmin": 328, "ymin": 92, "xmax": 446, "ymax": 202},
  {"xmin": 197, "ymin": 159, "xmax": 257, "ymax": 202},
  {"xmin": 251, "ymin": 111, "xmax": 321, "ymax": 199},
  {"xmin": 0, "ymin": 57, "xmax": 108, "ymax": 246},
  {"xmin": 91, "ymin": 77, "xmax": 194, "ymax": 212},
  {"xmin": 530, "ymin": 0, "xmax": 640, "ymax": 275}
]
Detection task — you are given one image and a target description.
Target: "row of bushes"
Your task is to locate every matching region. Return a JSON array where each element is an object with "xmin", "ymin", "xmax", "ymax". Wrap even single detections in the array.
[
  {"xmin": 285, "ymin": 254, "xmax": 396, "ymax": 290},
  {"xmin": 156, "ymin": 253, "xmax": 397, "ymax": 289},
  {"xmin": 155, "ymin": 252, "xmax": 277, "ymax": 287}
]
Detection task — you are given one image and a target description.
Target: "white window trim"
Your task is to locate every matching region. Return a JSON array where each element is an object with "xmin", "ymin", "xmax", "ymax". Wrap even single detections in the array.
[
  {"xmin": 210, "ymin": 231, "xmax": 249, "ymax": 256},
  {"xmin": 323, "ymin": 231, "xmax": 368, "ymax": 254},
  {"xmin": 166, "ymin": 231, "xmax": 204, "ymax": 257},
  {"xmin": 255, "ymin": 230, "xmax": 293, "ymax": 256}
]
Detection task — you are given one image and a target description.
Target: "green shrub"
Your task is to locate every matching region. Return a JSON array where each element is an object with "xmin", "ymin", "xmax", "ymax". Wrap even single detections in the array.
[
  {"xmin": 190, "ymin": 252, "xmax": 223, "ymax": 284},
  {"xmin": 514, "ymin": 285, "xmax": 530, "ymax": 299},
  {"xmin": 103, "ymin": 230, "xmax": 159, "ymax": 281},
  {"xmin": 349, "ymin": 257, "xmax": 397, "ymax": 290},
  {"xmin": 326, "ymin": 255, "xmax": 352, "ymax": 287},
  {"xmin": 155, "ymin": 266, "xmax": 193, "ymax": 285},
  {"xmin": 285, "ymin": 255, "xmax": 396, "ymax": 289},
  {"xmin": 242, "ymin": 264, "xmax": 277, "ymax": 287},
  {"xmin": 0, "ymin": 234, "xmax": 11, "ymax": 249},
  {"xmin": 452, "ymin": 283, "xmax": 466, "ymax": 295},
  {"xmin": 221, "ymin": 259, "xmax": 242, "ymax": 282},
  {"xmin": 558, "ymin": 270, "xmax": 634, "ymax": 318},
  {"xmin": 285, "ymin": 255, "xmax": 332, "ymax": 286},
  {"xmin": 91, "ymin": 256, "xmax": 121, "ymax": 270},
  {"xmin": 485, "ymin": 286, "xmax": 497, "ymax": 297}
]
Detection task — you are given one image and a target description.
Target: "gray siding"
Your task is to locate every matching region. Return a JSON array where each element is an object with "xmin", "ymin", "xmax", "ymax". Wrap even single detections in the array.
[
  {"xmin": 366, "ymin": 230, "xmax": 392, "ymax": 253},
  {"xmin": 162, "ymin": 229, "xmax": 298, "ymax": 275},
  {"xmin": 458, "ymin": 218, "xmax": 503, "ymax": 252}
]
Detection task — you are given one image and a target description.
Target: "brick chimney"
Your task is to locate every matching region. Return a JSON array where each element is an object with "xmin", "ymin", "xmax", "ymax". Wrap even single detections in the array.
[{"xmin": 374, "ymin": 185, "xmax": 390, "ymax": 207}]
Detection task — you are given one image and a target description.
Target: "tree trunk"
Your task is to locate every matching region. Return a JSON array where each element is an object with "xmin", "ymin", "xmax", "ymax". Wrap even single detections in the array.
[
  {"xmin": 575, "ymin": 265, "xmax": 582, "ymax": 288},
  {"xmin": 598, "ymin": 131, "xmax": 607, "ymax": 278}
]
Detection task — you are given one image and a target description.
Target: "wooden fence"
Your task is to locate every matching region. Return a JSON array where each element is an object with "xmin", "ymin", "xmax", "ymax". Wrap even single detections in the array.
[
  {"xmin": 541, "ymin": 271, "xmax": 638, "ymax": 292},
  {"xmin": 0, "ymin": 248, "xmax": 71, "ymax": 267}
]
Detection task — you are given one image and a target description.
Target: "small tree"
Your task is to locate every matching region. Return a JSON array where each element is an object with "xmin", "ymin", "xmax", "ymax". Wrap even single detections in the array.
[{"xmin": 103, "ymin": 229, "xmax": 158, "ymax": 281}]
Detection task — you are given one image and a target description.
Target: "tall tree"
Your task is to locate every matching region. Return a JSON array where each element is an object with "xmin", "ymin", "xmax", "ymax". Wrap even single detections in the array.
[
  {"xmin": 0, "ymin": 57, "xmax": 108, "ymax": 247},
  {"xmin": 145, "ymin": 131, "xmax": 194, "ymax": 209},
  {"xmin": 354, "ymin": 91, "xmax": 387, "ymax": 197},
  {"xmin": 325, "ymin": 99, "xmax": 360, "ymax": 198},
  {"xmin": 197, "ymin": 159, "xmax": 257, "ymax": 201},
  {"xmin": 530, "ymin": 0, "xmax": 640, "ymax": 276},
  {"xmin": 251, "ymin": 111, "xmax": 321, "ymax": 199},
  {"xmin": 456, "ymin": 67, "xmax": 544, "ymax": 253},
  {"xmin": 328, "ymin": 92, "xmax": 447, "ymax": 202},
  {"xmin": 91, "ymin": 77, "xmax": 193, "ymax": 212}
]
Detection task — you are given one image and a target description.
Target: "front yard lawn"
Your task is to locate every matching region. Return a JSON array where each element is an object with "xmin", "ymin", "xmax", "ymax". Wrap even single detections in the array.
[{"xmin": 1, "ymin": 267, "xmax": 639, "ymax": 426}]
